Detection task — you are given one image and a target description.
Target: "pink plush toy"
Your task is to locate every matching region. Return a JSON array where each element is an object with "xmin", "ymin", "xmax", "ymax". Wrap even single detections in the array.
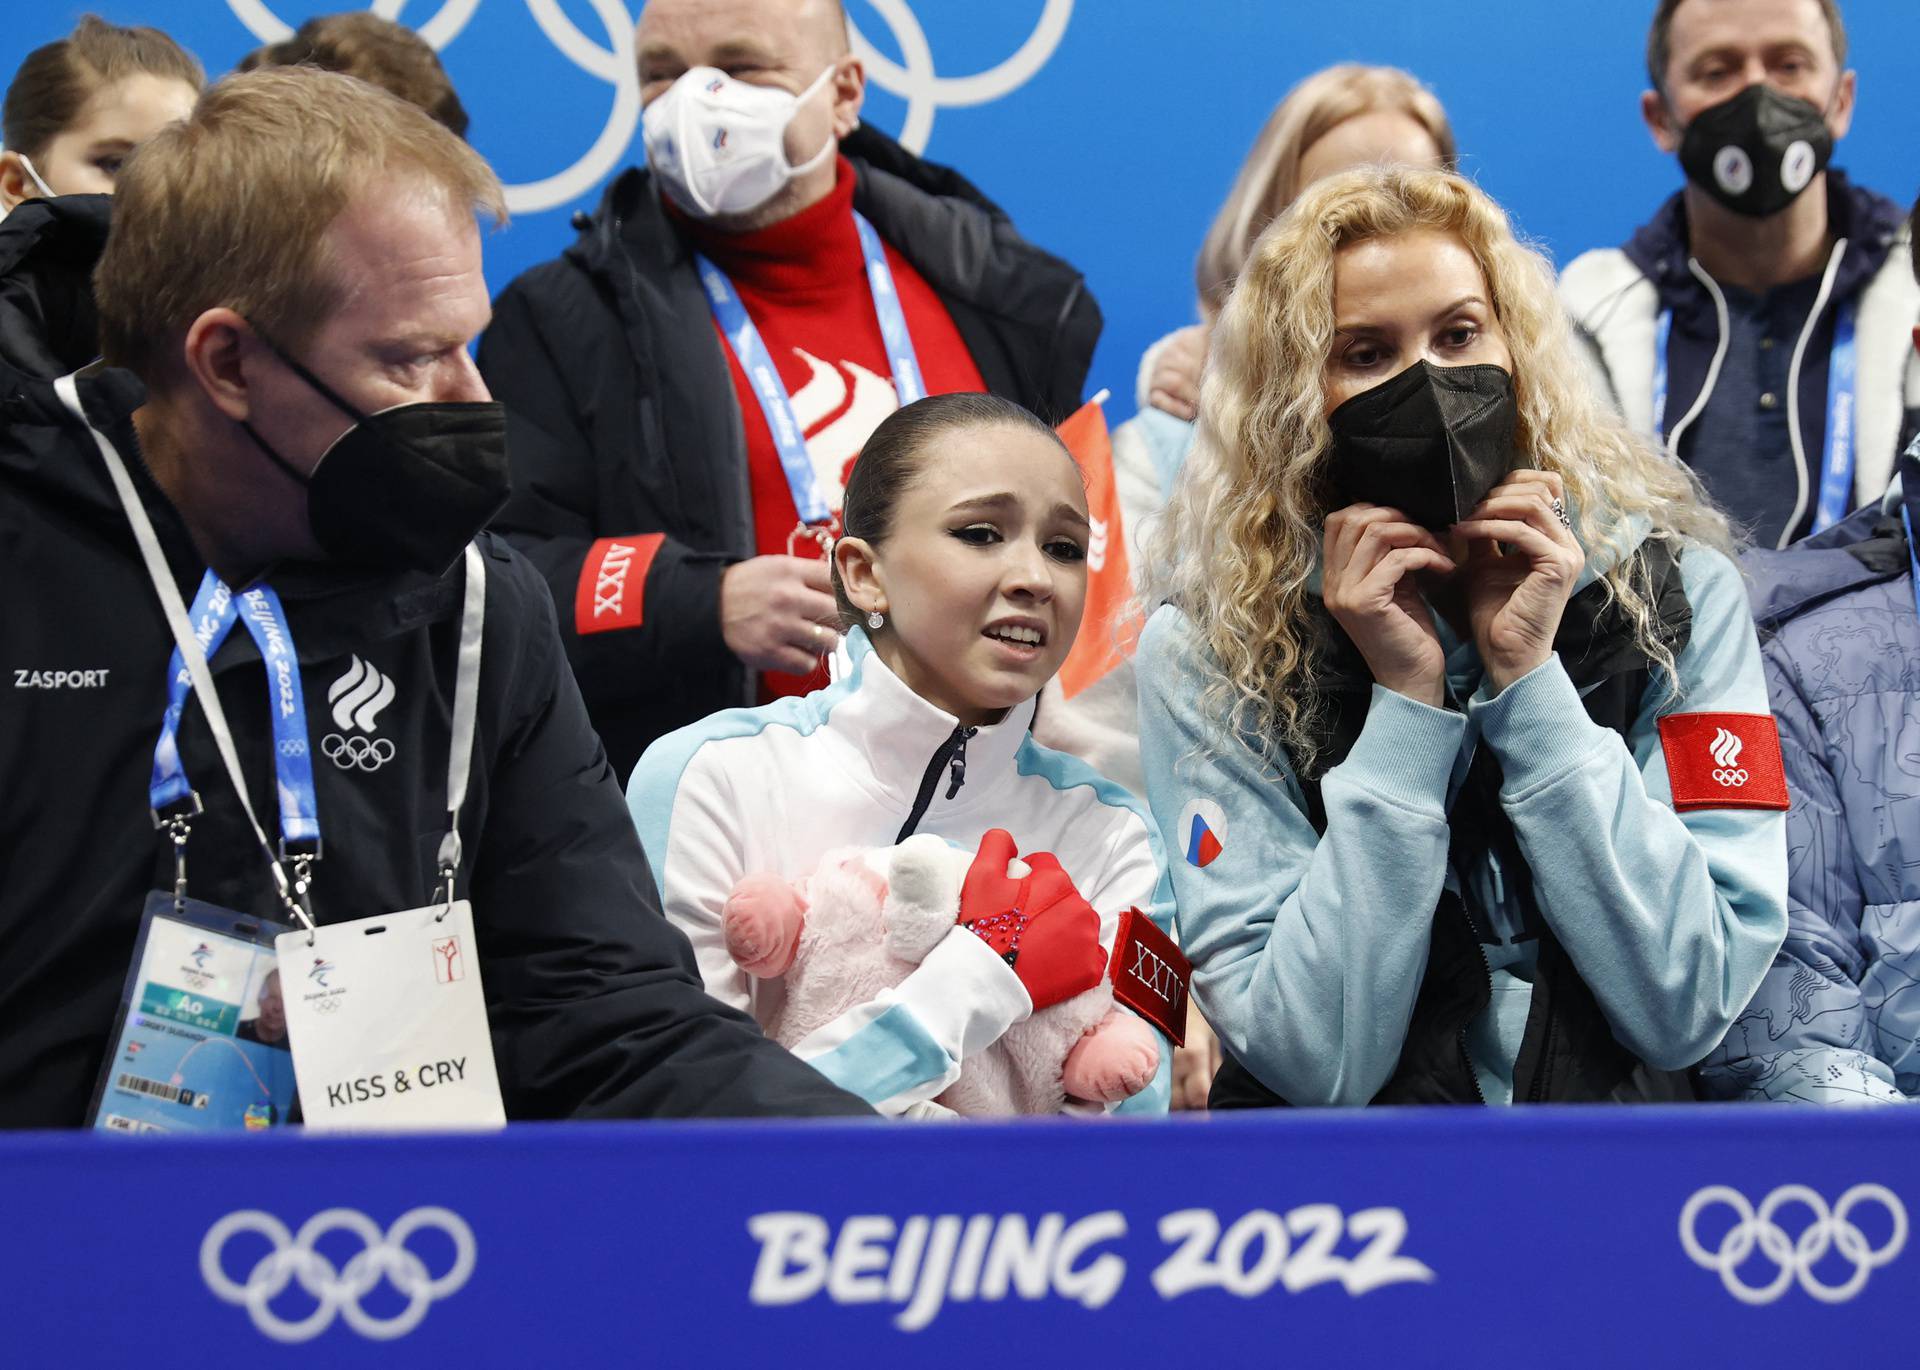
[{"xmin": 723, "ymin": 834, "xmax": 1161, "ymax": 1114}]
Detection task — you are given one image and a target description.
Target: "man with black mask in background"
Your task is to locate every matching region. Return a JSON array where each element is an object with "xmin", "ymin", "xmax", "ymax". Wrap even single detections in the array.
[{"xmin": 1561, "ymin": 0, "xmax": 1920, "ymax": 550}]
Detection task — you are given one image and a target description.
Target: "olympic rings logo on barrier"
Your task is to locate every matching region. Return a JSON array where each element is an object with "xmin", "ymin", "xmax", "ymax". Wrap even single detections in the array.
[
  {"xmin": 226, "ymin": 0, "xmax": 641, "ymax": 214},
  {"xmin": 201, "ymin": 1206, "xmax": 477, "ymax": 1343},
  {"xmin": 1679, "ymin": 1183, "xmax": 1907, "ymax": 1305},
  {"xmin": 323, "ymin": 734, "xmax": 396, "ymax": 772}
]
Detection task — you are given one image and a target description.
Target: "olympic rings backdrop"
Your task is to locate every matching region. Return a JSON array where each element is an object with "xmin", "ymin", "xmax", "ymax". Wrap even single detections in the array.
[{"xmin": 6, "ymin": 1, "xmax": 1920, "ymax": 420}]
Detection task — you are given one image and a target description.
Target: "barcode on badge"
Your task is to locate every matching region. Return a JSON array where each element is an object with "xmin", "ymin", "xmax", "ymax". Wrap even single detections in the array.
[{"xmin": 115, "ymin": 1073, "xmax": 206, "ymax": 1108}]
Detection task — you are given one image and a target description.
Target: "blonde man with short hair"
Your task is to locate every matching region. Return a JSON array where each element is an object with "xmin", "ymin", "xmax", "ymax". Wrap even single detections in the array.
[{"xmin": 0, "ymin": 67, "xmax": 870, "ymax": 1127}]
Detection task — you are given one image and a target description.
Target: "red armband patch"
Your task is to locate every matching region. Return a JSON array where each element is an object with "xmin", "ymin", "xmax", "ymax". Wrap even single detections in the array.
[
  {"xmin": 1107, "ymin": 908, "xmax": 1191, "ymax": 1045},
  {"xmin": 1656, "ymin": 712, "xmax": 1790, "ymax": 812},
  {"xmin": 575, "ymin": 534, "xmax": 664, "ymax": 635}
]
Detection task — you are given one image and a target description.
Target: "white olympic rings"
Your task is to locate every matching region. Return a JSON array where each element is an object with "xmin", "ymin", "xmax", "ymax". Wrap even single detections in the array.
[
  {"xmin": 201, "ymin": 1206, "xmax": 477, "ymax": 1343},
  {"xmin": 226, "ymin": 1, "xmax": 640, "ymax": 215},
  {"xmin": 323, "ymin": 733, "xmax": 396, "ymax": 772},
  {"xmin": 1713, "ymin": 768, "xmax": 1751, "ymax": 787},
  {"xmin": 1679, "ymin": 1183, "xmax": 1907, "ymax": 1305},
  {"xmin": 225, "ymin": 2, "xmax": 1073, "ymax": 203},
  {"xmin": 848, "ymin": 0, "xmax": 1076, "ymax": 153}
]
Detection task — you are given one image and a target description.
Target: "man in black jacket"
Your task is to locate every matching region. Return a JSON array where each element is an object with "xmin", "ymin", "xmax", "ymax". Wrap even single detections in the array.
[
  {"xmin": 477, "ymin": 0, "xmax": 1102, "ymax": 777},
  {"xmin": 0, "ymin": 68, "xmax": 869, "ymax": 1127}
]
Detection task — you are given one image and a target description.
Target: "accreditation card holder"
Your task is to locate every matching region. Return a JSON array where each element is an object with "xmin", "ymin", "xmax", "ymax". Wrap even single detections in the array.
[
  {"xmin": 277, "ymin": 899, "xmax": 506, "ymax": 1131},
  {"xmin": 87, "ymin": 894, "xmax": 298, "ymax": 1135}
]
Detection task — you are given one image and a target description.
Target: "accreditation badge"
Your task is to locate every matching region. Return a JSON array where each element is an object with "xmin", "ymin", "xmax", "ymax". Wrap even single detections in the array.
[
  {"xmin": 87, "ymin": 894, "xmax": 299, "ymax": 1135},
  {"xmin": 276, "ymin": 899, "xmax": 506, "ymax": 1130}
]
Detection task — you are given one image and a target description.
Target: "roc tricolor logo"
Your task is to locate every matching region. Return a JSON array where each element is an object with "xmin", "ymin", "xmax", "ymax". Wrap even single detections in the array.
[{"xmin": 1177, "ymin": 799, "xmax": 1227, "ymax": 868}]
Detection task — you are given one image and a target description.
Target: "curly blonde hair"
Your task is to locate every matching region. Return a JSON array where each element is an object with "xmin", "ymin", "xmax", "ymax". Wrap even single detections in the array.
[{"xmin": 1147, "ymin": 165, "xmax": 1733, "ymax": 773}]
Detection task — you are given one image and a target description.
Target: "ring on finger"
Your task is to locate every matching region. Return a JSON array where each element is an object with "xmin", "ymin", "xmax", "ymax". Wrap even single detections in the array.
[{"xmin": 1549, "ymin": 496, "xmax": 1573, "ymax": 532}]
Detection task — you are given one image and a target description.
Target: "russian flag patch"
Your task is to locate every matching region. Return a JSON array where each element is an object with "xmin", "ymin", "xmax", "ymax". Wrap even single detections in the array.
[{"xmin": 1176, "ymin": 799, "xmax": 1227, "ymax": 868}]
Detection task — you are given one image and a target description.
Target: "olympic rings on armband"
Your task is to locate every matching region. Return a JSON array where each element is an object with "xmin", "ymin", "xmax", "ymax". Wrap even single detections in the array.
[
  {"xmin": 322, "ymin": 734, "xmax": 396, "ymax": 773},
  {"xmin": 1713, "ymin": 768, "xmax": 1750, "ymax": 787},
  {"xmin": 1678, "ymin": 1183, "xmax": 1907, "ymax": 1305},
  {"xmin": 277, "ymin": 739, "xmax": 309, "ymax": 758},
  {"xmin": 200, "ymin": 1207, "xmax": 477, "ymax": 1343}
]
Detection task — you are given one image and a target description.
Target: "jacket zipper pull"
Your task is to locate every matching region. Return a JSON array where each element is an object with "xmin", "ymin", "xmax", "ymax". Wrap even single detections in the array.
[{"xmin": 945, "ymin": 726, "xmax": 977, "ymax": 800}]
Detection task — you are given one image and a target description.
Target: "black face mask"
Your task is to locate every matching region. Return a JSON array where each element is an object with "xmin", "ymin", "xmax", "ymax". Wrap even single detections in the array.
[
  {"xmin": 240, "ymin": 330, "xmax": 510, "ymax": 575},
  {"xmin": 1678, "ymin": 83, "xmax": 1833, "ymax": 219},
  {"xmin": 1326, "ymin": 361, "xmax": 1522, "ymax": 531}
]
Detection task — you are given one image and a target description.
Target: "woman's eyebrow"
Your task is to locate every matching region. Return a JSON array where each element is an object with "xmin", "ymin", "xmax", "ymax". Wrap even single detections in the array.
[
  {"xmin": 946, "ymin": 491, "xmax": 1019, "ymax": 513},
  {"xmin": 1053, "ymin": 502, "xmax": 1092, "ymax": 530}
]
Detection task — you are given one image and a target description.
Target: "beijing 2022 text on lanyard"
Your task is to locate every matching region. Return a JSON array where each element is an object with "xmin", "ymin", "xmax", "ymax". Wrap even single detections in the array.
[
  {"xmin": 695, "ymin": 210, "xmax": 926, "ymax": 555},
  {"xmin": 1654, "ymin": 300, "xmax": 1859, "ymax": 532},
  {"xmin": 56, "ymin": 373, "xmax": 507, "ymax": 1133}
]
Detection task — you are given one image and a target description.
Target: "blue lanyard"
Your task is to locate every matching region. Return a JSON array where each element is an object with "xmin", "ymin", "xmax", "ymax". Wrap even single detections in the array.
[
  {"xmin": 694, "ymin": 210, "xmax": 926, "ymax": 526},
  {"xmin": 1654, "ymin": 301, "xmax": 1858, "ymax": 532},
  {"xmin": 151, "ymin": 570, "xmax": 320, "ymax": 850}
]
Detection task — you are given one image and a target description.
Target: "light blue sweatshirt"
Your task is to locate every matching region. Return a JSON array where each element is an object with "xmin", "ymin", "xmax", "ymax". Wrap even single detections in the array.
[{"xmin": 1135, "ymin": 537, "xmax": 1788, "ymax": 1105}]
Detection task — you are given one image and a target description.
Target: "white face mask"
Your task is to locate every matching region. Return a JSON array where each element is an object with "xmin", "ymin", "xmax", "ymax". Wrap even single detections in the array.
[
  {"xmin": 16, "ymin": 153, "xmax": 56, "ymax": 199},
  {"xmin": 642, "ymin": 64, "xmax": 838, "ymax": 219}
]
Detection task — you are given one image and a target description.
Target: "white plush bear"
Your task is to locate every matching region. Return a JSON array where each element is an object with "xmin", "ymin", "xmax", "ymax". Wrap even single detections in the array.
[{"xmin": 722, "ymin": 833, "xmax": 1160, "ymax": 1115}]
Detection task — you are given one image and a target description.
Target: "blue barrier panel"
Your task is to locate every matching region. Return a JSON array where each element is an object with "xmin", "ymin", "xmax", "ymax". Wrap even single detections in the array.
[
  {"xmin": 4, "ymin": 1106, "xmax": 1914, "ymax": 1365},
  {"xmin": 6, "ymin": 3, "xmax": 1918, "ymax": 420}
]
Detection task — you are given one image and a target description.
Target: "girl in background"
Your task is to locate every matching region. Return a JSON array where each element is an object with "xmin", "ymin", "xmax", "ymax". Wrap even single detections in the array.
[{"xmin": 1, "ymin": 15, "xmax": 202, "ymax": 211}]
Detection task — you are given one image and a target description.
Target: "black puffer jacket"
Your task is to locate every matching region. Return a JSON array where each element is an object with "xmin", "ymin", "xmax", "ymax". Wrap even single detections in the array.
[
  {"xmin": 0, "ymin": 194, "xmax": 110, "ymax": 398},
  {"xmin": 0, "ymin": 207, "xmax": 870, "ymax": 1127},
  {"xmin": 476, "ymin": 125, "xmax": 1103, "ymax": 776}
]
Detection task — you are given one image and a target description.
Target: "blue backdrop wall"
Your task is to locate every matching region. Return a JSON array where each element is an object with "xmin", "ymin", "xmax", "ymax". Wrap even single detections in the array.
[{"xmin": 6, "ymin": 1, "xmax": 1918, "ymax": 421}]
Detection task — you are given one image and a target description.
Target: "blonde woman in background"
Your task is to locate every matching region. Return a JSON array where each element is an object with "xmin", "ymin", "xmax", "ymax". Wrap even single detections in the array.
[
  {"xmin": 1135, "ymin": 166, "xmax": 1787, "ymax": 1108},
  {"xmin": 1036, "ymin": 66, "xmax": 1454, "ymax": 1107}
]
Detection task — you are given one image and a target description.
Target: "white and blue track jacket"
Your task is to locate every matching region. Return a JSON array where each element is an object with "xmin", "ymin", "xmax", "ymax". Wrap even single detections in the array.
[
  {"xmin": 627, "ymin": 628, "xmax": 1174, "ymax": 1116},
  {"xmin": 1137, "ymin": 533, "xmax": 1788, "ymax": 1106}
]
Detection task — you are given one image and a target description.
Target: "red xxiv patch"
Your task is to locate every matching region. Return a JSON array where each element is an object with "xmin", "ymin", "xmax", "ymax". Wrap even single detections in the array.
[
  {"xmin": 575, "ymin": 534, "xmax": 664, "ymax": 635},
  {"xmin": 1107, "ymin": 909, "xmax": 1191, "ymax": 1046}
]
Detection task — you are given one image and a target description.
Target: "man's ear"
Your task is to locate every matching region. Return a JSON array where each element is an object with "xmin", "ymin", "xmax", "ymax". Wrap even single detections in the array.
[
  {"xmin": 1642, "ymin": 89, "xmax": 1681, "ymax": 155},
  {"xmin": 181, "ymin": 308, "xmax": 259, "ymax": 423},
  {"xmin": 0, "ymin": 151, "xmax": 36, "ymax": 212},
  {"xmin": 1826, "ymin": 69, "xmax": 1858, "ymax": 141},
  {"xmin": 829, "ymin": 53, "xmax": 865, "ymax": 138},
  {"xmin": 833, "ymin": 533, "xmax": 885, "ymax": 616}
]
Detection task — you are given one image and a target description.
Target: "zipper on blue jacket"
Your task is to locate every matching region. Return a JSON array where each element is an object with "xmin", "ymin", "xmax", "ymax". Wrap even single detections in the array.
[{"xmin": 895, "ymin": 725, "xmax": 977, "ymax": 843}]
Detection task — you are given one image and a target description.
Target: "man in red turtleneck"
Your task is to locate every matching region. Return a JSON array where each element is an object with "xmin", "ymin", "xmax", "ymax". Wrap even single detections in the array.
[{"xmin": 478, "ymin": 0, "xmax": 1101, "ymax": 777}]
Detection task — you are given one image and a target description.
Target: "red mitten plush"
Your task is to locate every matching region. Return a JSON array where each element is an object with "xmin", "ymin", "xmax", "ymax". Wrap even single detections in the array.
[{"xmin": 958, "ymin": 830, "xmax": 1106, "ymax": 1012}]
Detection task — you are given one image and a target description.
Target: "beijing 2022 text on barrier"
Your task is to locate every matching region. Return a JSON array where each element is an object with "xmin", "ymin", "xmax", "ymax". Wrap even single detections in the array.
[{"xmin": 3, "ymin": 1107, "xmax": 1913, "ymax": 1366}]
